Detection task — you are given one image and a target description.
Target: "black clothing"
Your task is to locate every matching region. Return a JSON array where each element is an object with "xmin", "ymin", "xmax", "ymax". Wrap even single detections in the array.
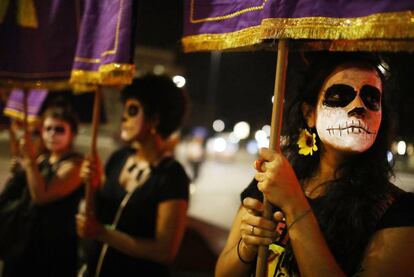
[
  {"xmin": 2, "ymin": 152, "xmax": 83, "ymax": 277},
  {"xmin": 86, "ymin": 147, "xmax": 189, "ymax": 277},
  {"xmin": 241, "ymin": 179, "xmax": 414, "ymax": 276}
]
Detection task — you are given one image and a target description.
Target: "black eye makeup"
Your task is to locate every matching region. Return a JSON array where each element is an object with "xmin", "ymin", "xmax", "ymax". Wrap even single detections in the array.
[
  {"xmin": 45, "ymin": 125, "xmax": 66, "ymax": 134},
  {"xmin": 127, "ymin": 104, "xmax": 140, "ymax": 117},
  {"xmin": 323, "ymin": 84, "xmax": 381, "ymax": 111}
]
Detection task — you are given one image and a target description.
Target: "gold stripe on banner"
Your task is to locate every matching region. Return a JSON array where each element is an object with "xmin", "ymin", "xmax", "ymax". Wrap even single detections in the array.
[
  {"xmin": 74, "ymin": 0, "xmax": 125, "ymax": 63},
  {"xmin": 0, "ymin": 79, "xmax": 71, "ymax": 90},
  {"xmin": 190, "ymin": 0, "xmax": 267, "ymax": 23},
  {"xmin": 0, "ymin": 70, "xmax": 70, "ymax": 79},
  {"xmin": 183, "ymin": 10, "xmax": 414, "ymax": 52}
]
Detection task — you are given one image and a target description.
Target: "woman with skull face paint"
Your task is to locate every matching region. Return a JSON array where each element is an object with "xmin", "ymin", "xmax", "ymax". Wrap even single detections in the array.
[
  {"xmin": 76, "ymin": 74, "xmax": 189, "ymax": 277},
  {"xmin": 2, "ymin": 105, "xmax": 83, "ymax": 277},
  {"xmin": 216, "ymin": 53, "xmax": 414, "ymax": 277}
]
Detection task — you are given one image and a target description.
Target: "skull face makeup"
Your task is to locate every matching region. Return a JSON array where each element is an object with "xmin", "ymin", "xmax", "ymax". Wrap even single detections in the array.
[
  {"xmin": 121, "ymin": 99, "xmax": 148, "ymax": 142},
  {"xmin": 42, "ymin": 117, "xmax": 73, "ymax": 153},
  {"xmin": 314, "ymin": 66, "xmax": 383, "ymax": 153}
]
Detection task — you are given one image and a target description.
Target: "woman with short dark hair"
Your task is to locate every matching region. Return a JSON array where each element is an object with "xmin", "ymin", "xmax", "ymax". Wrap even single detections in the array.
[{"xmin": 76, "ymin": 74, "xmax": 190, "ymax": 276}]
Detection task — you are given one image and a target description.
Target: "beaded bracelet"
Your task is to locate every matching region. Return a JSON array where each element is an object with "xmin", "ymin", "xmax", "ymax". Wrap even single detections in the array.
[
  {"xmin": 237, "ymin": 237, "xmax": 255, "ymax": 264},
  {"xmin": 287, "ymin": 208, "xmax": 312, "ymax": 230}
]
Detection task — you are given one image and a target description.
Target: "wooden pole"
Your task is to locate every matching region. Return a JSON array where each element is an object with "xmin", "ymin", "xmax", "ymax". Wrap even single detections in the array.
[
  {"xmin": 255, "ymin": 39, "xmax": 289, "ymax": 277},
  {"xmin": 8, "ymin": 125, "xmax": 20, "ymax": 174},
  {"xmin": 22, "ymin": 89, "xmax": 29, "ymax": 141},
  {"xmin": 85, "ymin": 86, "xmax": 102, "ymax": 217}
]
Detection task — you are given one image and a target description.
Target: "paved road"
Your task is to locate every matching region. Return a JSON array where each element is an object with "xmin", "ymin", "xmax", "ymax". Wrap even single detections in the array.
[{"xmin": 181, "ymin": 149, "xmax": 414, "ymax": 230}]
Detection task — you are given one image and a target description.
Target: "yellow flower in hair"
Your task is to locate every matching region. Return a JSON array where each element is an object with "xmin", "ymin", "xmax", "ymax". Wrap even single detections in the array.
[{"xmin": 297, "ymin": 129, "xmax": 318, "ymax": 156}]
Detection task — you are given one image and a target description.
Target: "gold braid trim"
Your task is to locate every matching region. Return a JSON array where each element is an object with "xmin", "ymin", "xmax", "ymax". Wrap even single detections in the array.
[
  {"xmin": 3, "ymin": 108, "xmax": 41, "ymax": 123},
  {"xmin": 70, "ymin": 63, "xmax": 135, "ymax": 92},
  {"xmin": 261, "ymin": 11, "xmax": 414, "ymax": 40},
  {"xmin": 0, "ymin": 64, "xmax": 135, "ymax": 92},
  {"xmin": 182, "ymin": 25, "xmax": 264, "ymax": 52},
  {"xmin": 183, "ymin": 10, "xmax": 414, "ymax": 52}
]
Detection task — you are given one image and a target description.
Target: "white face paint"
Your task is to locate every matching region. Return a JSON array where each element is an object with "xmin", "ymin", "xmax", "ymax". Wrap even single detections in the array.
[
  {"xmin": 42, "ymin": 117, "xmax": 73, "ymax": 153},
  {"xmin": 120, "ymin": 99, "xmax": 147, "ymax": 142},
  {"xmin": 315, "ymin": 66, "xmax": 382, "ymax": 153}
]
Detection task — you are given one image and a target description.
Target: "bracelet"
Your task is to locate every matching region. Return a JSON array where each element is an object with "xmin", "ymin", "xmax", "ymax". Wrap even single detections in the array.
[
  {"xmin": 237, "ymin": 237, "xmax": 255, "ymax": 264},
  {"xmin": 287, "ymin": 209, "xmax": 312, "ymax": 230}
]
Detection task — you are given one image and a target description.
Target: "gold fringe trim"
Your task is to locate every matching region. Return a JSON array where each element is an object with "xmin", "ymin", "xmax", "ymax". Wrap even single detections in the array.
[
  {"xmin": 70, "ymin": 63, "xmax": 135, "ymax": 92},
  {"xmin": 261, "ymin": 11, "xmax": 414, "ymax": 40},
  {"xmin": 183, "ymin": 10, "xmax": 414, "ymax": 52},
  {"xmin": 182, "ymin": 25, "xmax": 264, "ymax": 52},
  {"xmin": 0, "ymin": 64, "xmax": 135, "ymax": 92},
  {"xmin": 3, "ymin": 108, "xmax": 42, "ymax": 123}
]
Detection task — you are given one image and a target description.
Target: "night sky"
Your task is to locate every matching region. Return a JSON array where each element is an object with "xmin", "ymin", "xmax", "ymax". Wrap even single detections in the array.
[{"xmin": 135, "ymin": 1, "xmax": 414, "ymax": 140}]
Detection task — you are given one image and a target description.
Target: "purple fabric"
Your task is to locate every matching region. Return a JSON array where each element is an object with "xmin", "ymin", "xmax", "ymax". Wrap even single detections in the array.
[
  {"xmin": 72, "ymin": 0, "xmax": 134, "ymax": 72},
  {"xmin": 0, "ymin": 0, "xmax": 79, "ymax": 81},
  {"xmin": 5, "ymin": 88, "xmax": 48, "ymax": 117},
  {"xmin": 0, "ymin": 0, "xmax": 134, "ymax": 84},
  {"xmin": 184, "ymin": 0, "xmax": 414, "ymax": 36}
]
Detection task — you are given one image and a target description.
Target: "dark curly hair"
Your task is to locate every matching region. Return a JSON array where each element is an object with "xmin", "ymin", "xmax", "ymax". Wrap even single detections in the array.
[
  {"xmin": 120, "ymin": 74, "xmax": 188, "ymax": 139},
  {"xmin": 282, "ymin": 52, "xmax": 397, "ymax": 274}
]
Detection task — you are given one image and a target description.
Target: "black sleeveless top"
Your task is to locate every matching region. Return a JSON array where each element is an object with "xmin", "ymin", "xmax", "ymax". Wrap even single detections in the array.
[
  {"xmin": 86, "ymin": 147, "xmax": 189, "ymax": 277},
  {"xmin": 3, "ymin": 151, "xmax": 83, "ymax": 277},
  {"xmin": 241, "ymin": 179, "xmax": 414, "ymax": 276}
]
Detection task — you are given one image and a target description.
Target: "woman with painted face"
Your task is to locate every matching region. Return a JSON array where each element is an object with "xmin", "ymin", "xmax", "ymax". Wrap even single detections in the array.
[
  {"xmin": 215, "ymin": 52, "xmax": 414, "ymax": 277},
  {"xmin": 76, "ymin": 74, "xmax": 189, "ymax": 276},
  {"xmin": 1, "ymin": 105, "xmax": 83, "ymax": 277}
]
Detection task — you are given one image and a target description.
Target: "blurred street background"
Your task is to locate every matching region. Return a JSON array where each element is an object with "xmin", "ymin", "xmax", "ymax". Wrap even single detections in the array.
[
  {"xmin": 1, "ymin": 1, "xmax": 414, "ymax": 275},
  {"xmin": 1, "ymin": 128, "xmax": 413, "ymax": 230}
]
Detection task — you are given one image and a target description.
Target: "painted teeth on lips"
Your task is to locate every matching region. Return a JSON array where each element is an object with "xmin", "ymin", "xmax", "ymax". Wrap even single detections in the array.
[{"xmin": 327, "ymin": 121, "xmax": 373, "ymax": 135}]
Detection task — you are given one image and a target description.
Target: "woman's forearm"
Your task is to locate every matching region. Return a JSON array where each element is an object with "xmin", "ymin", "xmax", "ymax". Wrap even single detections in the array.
[
  {"xmin": 216, "ymin": 207, "xmax": 256, "ymax": 277},
  {"xmin": 98, "ymin": 227, "xmax": 177, "ymax": 264},
  {"xmin": 215, "ymin": 242, "xmax": 254, "ymax": 277},
  {"xmin": 24, "ymin": 159, "xmax": 47, "ymax": 204},
  {"xmin": 97, "ymin": 200, "xmax": 188, "ymax": 264},
  {"xmin": 286, "ymin": 207, "xmax": 346, "ymax": 277}
]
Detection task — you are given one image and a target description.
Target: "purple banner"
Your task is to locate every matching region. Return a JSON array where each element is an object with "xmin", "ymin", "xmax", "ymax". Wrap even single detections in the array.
[
  {"xmin": 0, "ymin": 0, "xmax": 135, "ymax": 90},
  {"xmin": 0, "ymin": 0, "xmax": 79, "ymax": 87},
  {"xmin": 70, "ymin": 0, "xmax": 136, "ymax": 88},
  {"xmin": 4, "ymin": 88, "xmax": 48, "ymax": 122},
  {"xmin": 183, "ymin": 0, "xmax": 414, "ymax": 52}
]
